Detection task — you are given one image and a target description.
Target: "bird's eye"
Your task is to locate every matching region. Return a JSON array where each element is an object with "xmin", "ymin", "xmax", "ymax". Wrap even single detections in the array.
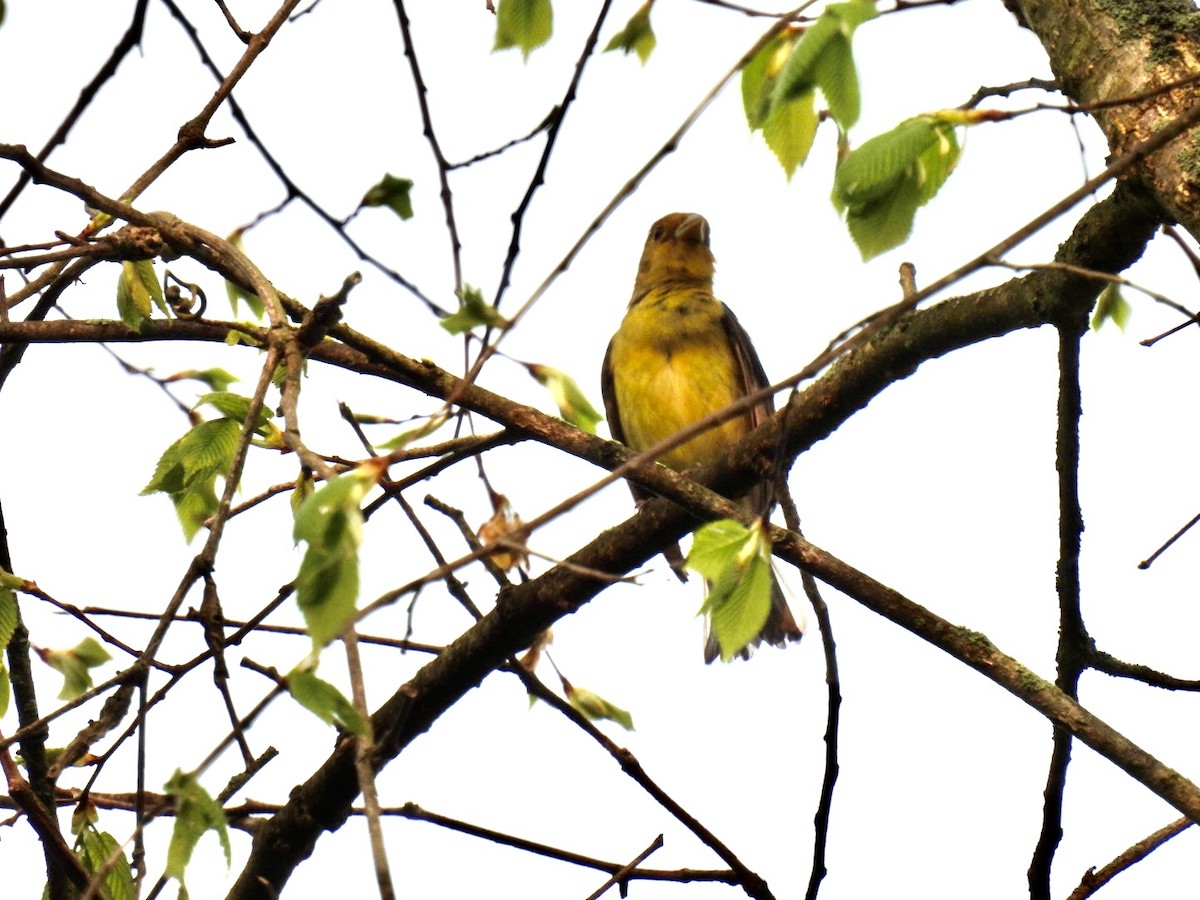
[{"xmin": 650, "ymin": 224, "xmax": 664, "ymax": 241}]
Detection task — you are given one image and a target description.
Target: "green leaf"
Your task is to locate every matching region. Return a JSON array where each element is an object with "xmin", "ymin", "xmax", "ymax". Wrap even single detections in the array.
[
  {"xmin": 286, "ymin": 666, "xmax": 371, "ymax": 736},
  {"xmin": 195, "ymin": 392, "xmax": 274, "ymax": 434},
  {"xmin": 440, "ymin": 284, "xmax": 510, "ymax": 335},
  {"xmin": 0, "ymin": 576, "xmax": 19, "ymax": 650},
  {"xmin": 832, "ymin": 115, "xmax": 961, "ymax": 259},
  {"xmin": 742, "ymin": 31, "xmax": 797, "ymax": 131},
  {"xmin": 166, "ymin": 368, "xmax": 239, "ymax": 392},
  {"xmin": 171, "ymin": 478, "xmax": 220, "ymax": 542},
  {"xmin": 116, "ymin": 260, "xmax": 164, "ymax": 331},
  {"xmin": 75, "ymin": 823, "xmax": 136, "ymax": 900},
  {"xmin": 142, "ymin": 418, "xmax": 242, "ymax": 496},
  {"xmin": 361, "ymin": 173, "xmax": 415, "ymax": 220},
  {"xmin": 41, "ymin": 638, "xmax": 112, "ymax": 700},
  {"xmin": 762, "ymin": 88, "xmax": 818, "ymax": 179},
  {"xmin": 164, "ymin": 770, "xmax": 231, "ymax": 886},
  {"xmin": 688, "ymin": 519, "xmax": 776, "ymax": 662},
  {"xmin": 565, "ymin": 683, "xmax": 634, "ymax": 730},
  {"xmin": 494, "ymin": 0, "xmax": 552, "ymax": 59},
  {"xmin": 1091, "ymin": 283, "xmax": 1131, "ymax": 331},
  {"xmin": 293, "ymin": 463, "xmax": 384, "ymax": 647},
  {"xmin": 142, "ymin": 418, "xmax": 242, "ymax": 540},
  {"xmin": 0, "ymin": 577, "xmax": 17, "ymax": 713},
  {"xmin": 772, "ymin": 1, "xmax": 876, "ymax": 132},
  {"xmin": 224, "ymin": 230, "xmax": 264, "ymax": 319},
  {"xmin": 526, "ymin": 364, "xmax": 602, "ymax": 434},
  {"xmin": 604, "ymin": 1, "xmax": 655, "ymax": 64},
  {"xmin": 375, "ymin": 413, "xmax": 449, "ymax": 451}
]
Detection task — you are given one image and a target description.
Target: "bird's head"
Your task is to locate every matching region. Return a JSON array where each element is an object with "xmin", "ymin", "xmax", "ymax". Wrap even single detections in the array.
[{"xmin": 633, "ymin": 212, "xmax": 715, "ymax": 295}]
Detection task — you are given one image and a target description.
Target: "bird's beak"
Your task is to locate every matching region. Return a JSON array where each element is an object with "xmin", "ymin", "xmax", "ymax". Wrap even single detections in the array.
[{"xmin": 674, "ymin": 213, "xmax": 709, "ymax": 247}]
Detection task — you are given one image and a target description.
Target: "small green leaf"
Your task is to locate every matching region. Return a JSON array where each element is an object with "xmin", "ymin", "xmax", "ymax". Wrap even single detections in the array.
[
  {"xmin": 164, "ymin": 770, "xmax": 231, "ymax": 887},
  {"xmin": 116, "ymin": 260, "xmax": 164, "ymax": 330},
  {"xmin": 41, "ymin": 638, "xmax": 112, "ymax": 700},
  {"xmin": 440, "ymin": 284, "xmax": 510, "ymax": 335},
  {"xmin": 143, "ymin": 418, "xmax": 242, "ymax": 540},
  {"xmin": 75, "ymin": 823, "xmax": 136, "ymax": 900},
  {"xmin": 604, "ymin": 1, "xmax": 655, "ymax": 64},
  {"xmin": 832, "ymin": 115, "xmax": 961, "ymax": 259},
  {"xmin": 375, "ymin": 413, "xmax": 449, "ymax": 451},
  {"xmin": 0, "ymin": 575, "xmax": 19, "ymax": 649},
  {"xmin": 762, "ymin": 88, "xmax": 819, "ymax": 179},
  {"xmin": 742, "ymin": 30, "xmax": 797, "ymax": 131},
  {"xmin": 195, "ymin": 392, "xmax": 274, "ymax": 435},
  {"xmin": 293, "ymin": 463, "xmax": 385, "ymax": 647},
  {"xmin": 1091, "ymin": 283, "xmax": 1131, "ymax": 331},
  {"xmin": 0, "ymin": 577, "xmax": 17, "ymax": 712},
  {"xmin": 166, "ymin": 368, "xmax": 240, "ymax": 392},
  {"xmin": 526, "ymin": 364, "xmax": 602, "ymax": 434},
  {"xmin": 565, "ymin": 682, "xmax": 634, "ymax": 730},
  {"xmin": 361, "ymin": 173, "xmax": 415, "ymax": 220},
  {"xmin": 142, "ymin": 419, "xmax": 242, "ymax": 496},
  {"xmin": 224, "ymin": 230, "xmax": 264, "ymax": 319},
  {"xmin": 494, "ymin": 0, "xmax": 552, "ymax": 59},
  {"xmin": 688, "ymin": 519, "xmax": 775, "ymax": 662},
  {"xmin": 287, "ymin": 666, "xmax": 371, "ymax": 736},
  {"xmin": 772, "ymin": 1, "xmax": 876, "ymax": 132}
]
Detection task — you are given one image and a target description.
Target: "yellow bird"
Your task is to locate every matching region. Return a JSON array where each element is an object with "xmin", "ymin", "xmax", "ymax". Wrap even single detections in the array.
[{"xmin": 601, "ymin": 212, "xmax": 803, "ymax": 662}]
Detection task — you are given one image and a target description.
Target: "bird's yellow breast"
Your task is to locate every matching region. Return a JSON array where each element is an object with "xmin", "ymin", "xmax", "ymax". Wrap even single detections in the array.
[{"xmin": 608, "ymin": 287, "xmax": 751, "ymax": 471}]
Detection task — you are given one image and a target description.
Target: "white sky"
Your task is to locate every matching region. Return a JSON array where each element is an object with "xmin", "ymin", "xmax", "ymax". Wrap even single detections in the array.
[{"xmin": 2, "ymin": 1, "xmax": 1199, "ymax": 898}]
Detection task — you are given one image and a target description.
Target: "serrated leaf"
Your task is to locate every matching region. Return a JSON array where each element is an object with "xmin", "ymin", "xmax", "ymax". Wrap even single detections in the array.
[
  {"xmin": 494, "ymin": 0, "xmax": 552, "ymax": 59},
  {"xmin": 742, "ymin": 31, "xmax": 797, "ymax": 131},
  {"xmin": 361, "ymin": 173, "xmax": 415, "ymax": 220},
  {"xmin": 0, "ymin": 661, "xmax": 9, "ymax": 720},
  {"xmin": 171, "ymin": 477, "xmax": 220, "ymax": 542},
  {"xmin": 286, "ymin": 666, "xmax": 371, "ymax": 736},
  {"xmin": 526, "ymin": 364, "xmax": 602, "ymax": 434},
  {"xmin": 843, "ymin": 172, "xmax": 924, "ymax": 261},
  {"xmin": 293, "ymin": 463, "xmax": 384, "ymax": 647},
  {"xmin": 565, "ymin": 683, "xmax": 634, "ymax": 730},
  {"xmin": 688, "ymin": 519, "xmax": 775, "ymax": 662},
  {"xmin": 75, "ymin": 824, "xmax": 136, "ymax": 900},
  {"xmin": 440, "ymin": 284, "xmax": 509, "ymax": 335},
  {"xmin": 763, "ymin": 88, "xmax": 818, "ymax": 179},
  {"xmin": 195, "ymin": 392, "xmax": 273, "ymax": 434},
  {"xmin": 0, "ymin": 580, "xmax": 18, "ymax": 650},
  {"xmin": 116, "ymin": 260, "xmax": 160, "ymax": 331},
  {"xmin": 604, "ymin": 1, "xmax": 655, "ymax": 64},
  {"xmin": 143, "ymin": 418, "xmax": 241, "ymax": 540},
  {"xmin": 42, "ymin": 638, "xmax": 112, "ymax": 700},
  {"xmin": 773, "ymin": 1, "xmax": 876, "ymax": 132},
  {"xmin": 164, "ymin": 770, "xmax": 231, "ymax": 886},
  {"xmin": 833, "ymin": 116, "xmax": 961, "ymax": 259},
  {"xmin": 143, "ymin": 418, "xmax": 242, "ymax": 496},
  {"xmin": 1091, "ymin": 283, "xmax": 1131, "ymax": 331}
]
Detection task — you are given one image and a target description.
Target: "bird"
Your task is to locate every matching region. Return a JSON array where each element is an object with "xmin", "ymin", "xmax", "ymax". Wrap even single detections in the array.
[{"xmin": 601, "ymin": 212, "xmax": 803, "ymax": 662}]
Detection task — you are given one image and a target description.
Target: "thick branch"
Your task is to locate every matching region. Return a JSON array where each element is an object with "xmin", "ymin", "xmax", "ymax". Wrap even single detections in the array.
[
  {"xmin": 1013, "ymin": 0, "xmax": 1200, "ymax": 235},
  {"xmin": 223, "ymin": 182, "xmax": 1164, "ymax": 896}
]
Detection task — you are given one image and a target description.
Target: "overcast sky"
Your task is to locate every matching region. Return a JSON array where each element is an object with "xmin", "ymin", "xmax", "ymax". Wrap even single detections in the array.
[{"xmin": 2, "ymin": 1, "xmax": 1199, "ymax": 898}]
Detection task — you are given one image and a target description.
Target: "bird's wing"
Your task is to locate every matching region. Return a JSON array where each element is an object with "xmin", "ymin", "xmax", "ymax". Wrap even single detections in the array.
[
  {"xmin": 719, "ymin": 302, "xmax": 775, "ymax": 430},
  {"xmin": 599, "ymin": 338, "xmax": 625, "ymax": 446}
]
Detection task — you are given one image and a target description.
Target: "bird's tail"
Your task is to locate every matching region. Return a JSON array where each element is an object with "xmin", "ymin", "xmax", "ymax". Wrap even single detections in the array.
[{"xmin": 703, "ymin": 567, "xmax": 804, "ymax": 664}]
